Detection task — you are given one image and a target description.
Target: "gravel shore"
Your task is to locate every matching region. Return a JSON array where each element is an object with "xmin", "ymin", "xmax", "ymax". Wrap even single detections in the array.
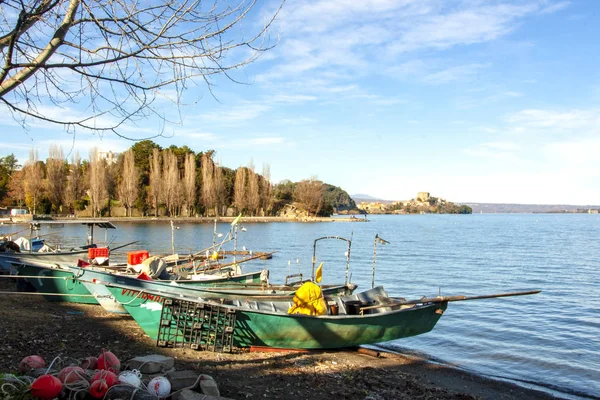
[{"xmin": 0, "ymin": 278, "xmax": 561, "ymax": 400}]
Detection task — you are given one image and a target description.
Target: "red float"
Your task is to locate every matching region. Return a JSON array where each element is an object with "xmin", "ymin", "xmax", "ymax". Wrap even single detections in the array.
[
  {"xmin": 89, "ymin": 379, "xmax": 109, "ymax": 399},
  {"xmin": 80, "ymin": 356, "xmax": 98, "ymax": 370},
  {"xmin": 30, "ymin": 375, "xmax": 62, "ymax": 400},
  {"xmin": 90, "ymin": 370, "xmax": 118, "ymax": 399},
  {"xmin": 58, "ymin": 366, "xmax": 87, "ymax": 384},
  {"xmin": 97, "ymin": 349, "xmax": 120, "ymax": 373},
  {"xmin": 19, "ymin": 355, "xmax": 45, "ymax": 373},
  {"xmin": 92, "ymin": 370, "xmax": 118, "ymax": 387}
]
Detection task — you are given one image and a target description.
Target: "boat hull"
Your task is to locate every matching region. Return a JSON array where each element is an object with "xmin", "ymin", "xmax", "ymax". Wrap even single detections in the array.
[
  {"xmin": 11, "ymin": 262, "xmax": 267, "ymax": 311},
  {"xmin": 234, "ymin": 304, "xmax": 445, "ymax": 349},
  {"xmin": 105, "ymin": 285, "xmax": 446, "ymax": 349},
  {"xmin": 16, "ymin": 263, "xmax": 99, "ymax": 304}
]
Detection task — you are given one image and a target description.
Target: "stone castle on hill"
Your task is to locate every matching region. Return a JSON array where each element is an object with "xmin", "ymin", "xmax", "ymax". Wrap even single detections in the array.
[{"xmin": 357, "ymin": 192, "xmax": 472, "ymax": 215}]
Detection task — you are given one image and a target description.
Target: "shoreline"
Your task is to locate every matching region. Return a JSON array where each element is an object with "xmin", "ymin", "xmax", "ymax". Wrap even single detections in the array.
[
  {"xmin": 0, "ymin": 278, "xmax": 564, "ymax": 400},
  {"xmin": 8, "ymin": 215, "xmax": 370, "ymax": 225}
]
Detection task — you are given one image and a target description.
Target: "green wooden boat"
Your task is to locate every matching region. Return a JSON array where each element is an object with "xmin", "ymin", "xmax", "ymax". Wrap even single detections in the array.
[
  {"xmin": 11, "ymin": 261, "xmax": 269, "ymax": 308},
  {"xmin": 102, "ymin": 282, "xmax": 446, "ymax": 349}
]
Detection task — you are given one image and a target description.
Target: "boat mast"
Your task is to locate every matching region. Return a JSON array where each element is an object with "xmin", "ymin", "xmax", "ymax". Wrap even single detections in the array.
[
  {"xmin": 372, "ymin": 234, "xmax": 390, "ymax": 288},
  {"xmin": 312, "ymin": 235, "xmax": 353, "ymax": 285}
]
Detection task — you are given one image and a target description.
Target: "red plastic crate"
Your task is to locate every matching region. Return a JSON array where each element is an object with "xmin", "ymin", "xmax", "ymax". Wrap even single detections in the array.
[
  {"xmin": 88, "ymin": 247, "xmax": 109, "ymax": 259},
  {"xmin": 128, "ymin": 250, "xmax": 149, "ymax": 265}
]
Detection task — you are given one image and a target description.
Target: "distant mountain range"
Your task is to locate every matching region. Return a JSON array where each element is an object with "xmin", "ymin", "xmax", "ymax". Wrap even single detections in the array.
[
  {"xmin": 350, "ymin": 194, "xmax": 600, "ymax": 213},
  {"xmin": 462, "ymin": 203, "xmax": 599, "ymax": 214},
  {"xmin": 350, "ymin": 194, "xmax": 395, "ymax": 204}
]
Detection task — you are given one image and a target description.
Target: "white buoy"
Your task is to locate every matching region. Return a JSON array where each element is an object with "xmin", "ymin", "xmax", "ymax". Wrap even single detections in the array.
[
  {"xmin": 147, "ymin": 376, "xmax": 171, "ymax": 398},
  {"xmin": 118, "ymin": 370, "xmax": 141, "ymax": 388}
]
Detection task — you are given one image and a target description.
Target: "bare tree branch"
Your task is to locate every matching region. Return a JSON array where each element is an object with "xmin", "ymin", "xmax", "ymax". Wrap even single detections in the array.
[{"xmin": 0, "ymin": 0, "xmax": 284, "ymax": 138}]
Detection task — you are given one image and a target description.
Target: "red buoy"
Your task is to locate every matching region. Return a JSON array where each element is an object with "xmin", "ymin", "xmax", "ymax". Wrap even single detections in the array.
[
  {"xmin": 30, "ymin": 375, "xmax": 62, "ymax": 399},
  {"xmin": 97, "ymin": 349, "xmax": 120, "ymax": 373},
  {"xmin": 89, "ymin": 379, "xmax": 109, "ymax": 399},
  {"xmin": 58, "ymin": 366, "xmax": 87, "ymax": 385},
  {"xmin": 19, "ymin": 355, "xmax": 45, "ymax": 374},
  {"xmin": 90, "ymin": 370, "xmax": 117, "ymax": 398},
  {"xmin": 80, "ymin": 356, "xmax": 98, "ymax": 370},
  {"xmin": 92, "ymin": 370, "xmax": 118, "ymax": 387}
]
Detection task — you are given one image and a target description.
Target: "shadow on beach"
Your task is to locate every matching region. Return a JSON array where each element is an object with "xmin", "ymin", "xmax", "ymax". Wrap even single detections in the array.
[{"xmin": 0, "ymin": 278, "xmax": 562, "ymax": 400}]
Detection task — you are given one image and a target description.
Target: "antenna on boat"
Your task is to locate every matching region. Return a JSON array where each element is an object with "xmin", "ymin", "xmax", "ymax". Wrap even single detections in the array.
[
  {"xmin": 170, "ymin": 220, "xmax": 180, "ymax": 255},
  {"xmin": 372, "ymin": 234, "xmax": 390, "ymax": 288},
  {"xmin": 212, "ymin": 218, "xmax": 218, "ymax": 248},
  {"xmin": 312, "ymin": 235, "xmax": 353, "ymax": 285}
]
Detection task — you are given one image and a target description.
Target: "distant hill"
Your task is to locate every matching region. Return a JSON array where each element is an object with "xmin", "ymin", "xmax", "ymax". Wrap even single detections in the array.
[
  {"xmin": 350, "ymin": 194, "xmax": 395, "ymax": 204},
  {"xmin": 461, "ymin": 203, "xmax": 600, "ymax": 214},
  {"xmin": 351, "ymin": 194, "xmax": 600, "ymax": 214}
]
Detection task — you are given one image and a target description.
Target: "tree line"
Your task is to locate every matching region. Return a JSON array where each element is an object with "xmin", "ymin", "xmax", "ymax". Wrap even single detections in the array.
[{"xmin": 0, "ymin": 140, "xmax": 347, "ymax": 218}]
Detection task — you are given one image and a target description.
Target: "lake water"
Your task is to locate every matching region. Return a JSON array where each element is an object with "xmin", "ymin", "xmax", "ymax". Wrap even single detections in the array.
[{"xmin": 9, "ymin": 214, "xmax": 599, "ymax": 399}]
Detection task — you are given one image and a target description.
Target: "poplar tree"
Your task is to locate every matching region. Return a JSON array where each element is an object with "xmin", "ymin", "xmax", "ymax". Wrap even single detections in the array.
[
  {"xmin": 201, "ymin": 154, "xmax": 216, "ymax": 216},
  {"xmin": 64, "ymin": 153, "xmax": 85, "ymax": 213},
  {"xmin": 162, "ymin": 150, "xmax": 180, "ymax": 216},
  {"xmin": 214, "ymin": 164, "xmax": 225, "ymax": 217},
  {"xmin": 45, "ymin": 144, "xmax": 66, "ymax": 213},
  {"xmin": 118, "ymin": 150, "xmax": 139, "ymax": 217},
  {"xmin": 183, "ymin": 153, "xmax": 197, "ymax": 217},
  {"xmin": 148, "ymin": 148, "xmax": 162, "ymax": 217},
  {"xmin": 22, "ymin": 149, "xmax": 44, "ymax": 214},
  {"xmin": 88, "ymin": 148, "xmax": 108, "ymax": 217},
  {"xmin": 261, "ymin": 164, "xmax": 273, "ymax": 216},
  {"xmin": 247, "ymin": 168, "xmax": 260, "ymax": 216},
  {"xmin": 233, "ymin": 167, "xmax": 247, "ymax": 214}
]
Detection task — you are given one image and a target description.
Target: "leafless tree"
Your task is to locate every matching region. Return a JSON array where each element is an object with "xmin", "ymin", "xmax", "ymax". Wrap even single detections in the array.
[
  {"xmin": 64, "ymin": 152, "xmax": 85, "ymax": 212},
  {"xmin": 45, "ymin": 144, "xmax": 66, "ymax": 212},
  {"xmin": 294, "ymin": 176, "xmax": 324, "ymax": 217},
  {"xmin": 22, "ymin": 149, "xmax": 44, "ymax": 214},
  {"xmin": 8, "ymin": 169, "xmax": 25, "ymax": 207},
  {"xmin": 233, "ymin": 167, "xmax": 247, "ymax": 214},
  {"xmin": 88, "ymin": 147, "xmax": 108, "ymax": 217},
  {"xmin": 261, "ymin": 163, "xmax": 273, "ymax": 216},
  {"xmin": 118, "ymin": 150, "xmax": 139, "ymax": 217},
  {"xmin": 0, "ymin": 0, "xmax": 284, "ymax": 137},
  {"xmin": 148, "ymin": 148, "xmax": 162, "ymax": 217},
  {"xmin": 214, "ymin": 164, "xmax": 225, "ymax": 217},
  {"xmin": 162, "ymin": 149, "xmax": 181, "ymax": 216},
  {"xmin": 246, "ymin": 165, "xmax": 260, "ymax": 216},
  {"xmin": 201, "ymin": 153, "xmax": 216, "ymax": 216},
  {"xmin": 182, "ymin": 153, "xmax": 196, "ymax": 217}
]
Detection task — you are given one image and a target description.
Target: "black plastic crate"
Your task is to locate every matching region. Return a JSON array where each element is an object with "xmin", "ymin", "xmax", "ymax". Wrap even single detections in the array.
[{"xmin": 157, "ymin": 298, "xmax": 236, "ymax": 352}]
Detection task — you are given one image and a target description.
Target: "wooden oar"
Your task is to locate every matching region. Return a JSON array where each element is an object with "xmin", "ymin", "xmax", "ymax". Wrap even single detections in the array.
[
  {"xmin": 109, "ymin": 240, "xmax": 139, "ymax": 252},
  {"xmin": 391, "ymin": 289, "xmax": 541, "ymax": 306}
]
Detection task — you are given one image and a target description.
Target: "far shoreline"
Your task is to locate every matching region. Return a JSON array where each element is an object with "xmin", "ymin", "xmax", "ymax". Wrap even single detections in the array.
[{"xmin": 8, "ymin": 215, "xmax": 370, "ymax": 225}]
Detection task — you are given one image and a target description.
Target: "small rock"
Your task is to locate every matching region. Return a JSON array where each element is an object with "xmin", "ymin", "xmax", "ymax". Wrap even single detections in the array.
[
  {"xmin": 166, "ymin": 370, "xmax": 201, "ymax": 391},
  {"xmin": 172, "ymin": 389, "xmax": 232, "ymax": 400},
  {"xmin": 105, "ymin": 385, "xmax": 156, "ymax": 400},
  {"xmin": 199, "ymin": 374, "xmax": 220, "ymax": 397},
  {"xmin": 128, "ymin": 355, "xmax": 174, "ymax": 374}
]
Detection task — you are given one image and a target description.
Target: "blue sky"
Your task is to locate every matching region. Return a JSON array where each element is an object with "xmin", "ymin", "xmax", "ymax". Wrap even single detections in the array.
[{"xmin": 3, "ymin": 0, "xmax": 599, "ymax": 205}]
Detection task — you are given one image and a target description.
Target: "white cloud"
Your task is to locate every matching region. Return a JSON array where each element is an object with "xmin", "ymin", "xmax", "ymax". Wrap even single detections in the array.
[
  {"xmin": 248, "ymin": 137, "xmax": 285, "ymax": 145},
  {"xmin": 543, "ymin": 138, "xmax": 600, "ymax": 170},
  {"xmin": 196, "ymin": 103, "xmax": 271, "ymax": 124},
  {"xmin": 257, "ymin": 0, "xmax": 557, "ymax": 99},
  {"xmin": 464, "ymin": 141, "xmax": 521, "ymax": 160},
  {"xmin": 176, "ymin": 132, "xmax": 219, "ymax": 140},
  {"xmin": 274, "ymin": 117, "xmax": 318, "ymax": 125},
  {"xmin": 540, "ymin": 1, "xmax": 571, "ymax": 14},
  {"xmin": 423, "ymin": 63, "xmax": 490, "ymax": 84},
  {"xmin": 506, "ymin": 109, "xmax": 600, "ymax": 131}
]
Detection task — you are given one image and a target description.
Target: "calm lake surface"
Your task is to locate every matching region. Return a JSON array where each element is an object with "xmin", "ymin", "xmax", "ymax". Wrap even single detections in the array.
[{"xmin": 10, "ymin": 214, "xmax": 599, "ymax": 399}]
